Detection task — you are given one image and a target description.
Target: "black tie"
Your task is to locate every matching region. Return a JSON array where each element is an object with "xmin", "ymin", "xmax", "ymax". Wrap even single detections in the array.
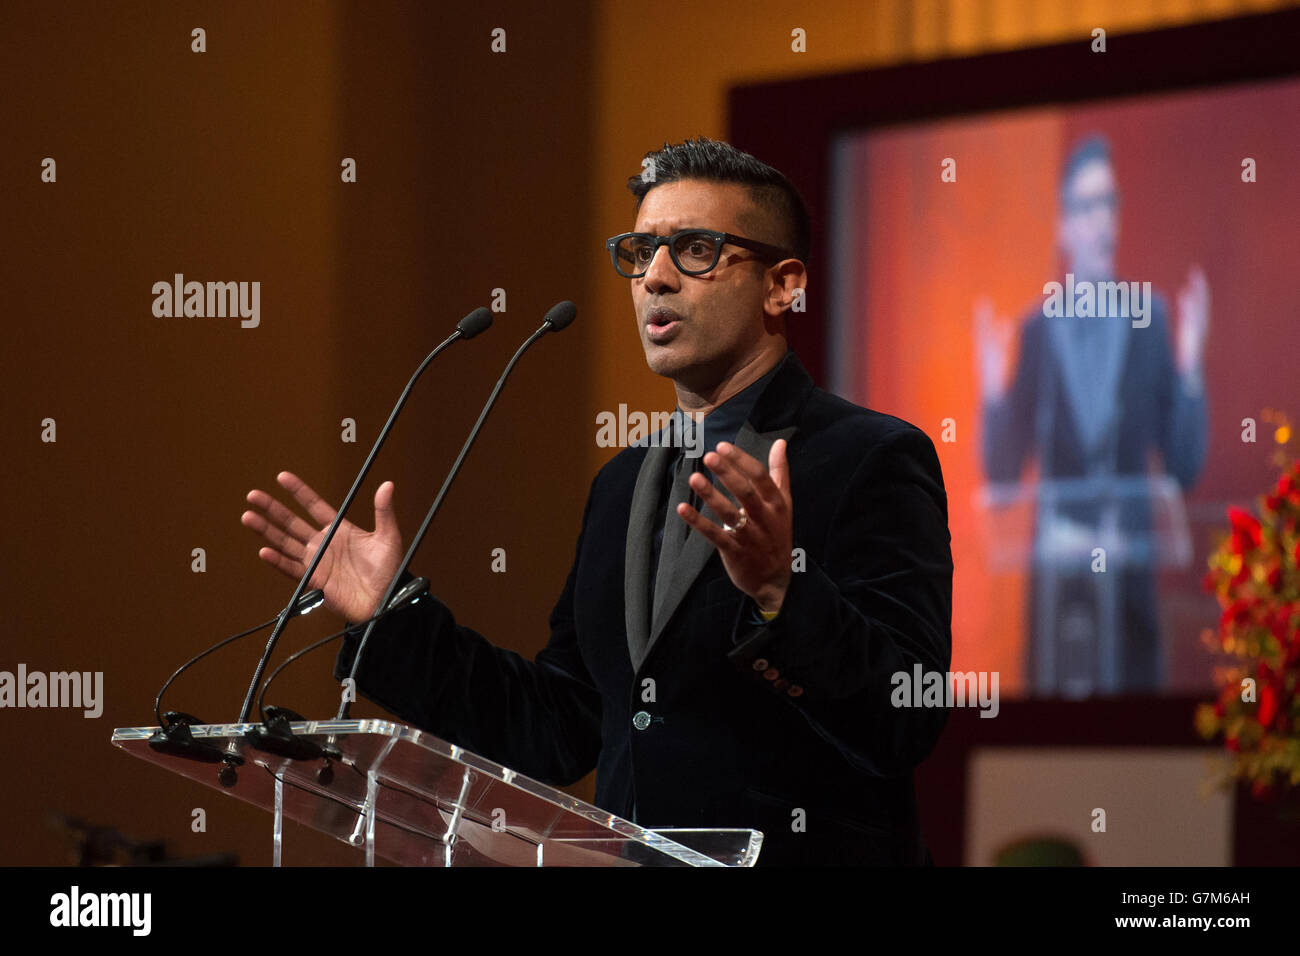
[{"xmin": 651, "ymin": 430, "xmax": 700, "ymax": 606}]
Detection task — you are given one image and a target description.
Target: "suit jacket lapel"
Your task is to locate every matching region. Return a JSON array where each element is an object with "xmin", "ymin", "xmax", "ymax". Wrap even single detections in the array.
[{"xmin": 625, "ymin": 443, "xmax": 672, "ymax": 672}]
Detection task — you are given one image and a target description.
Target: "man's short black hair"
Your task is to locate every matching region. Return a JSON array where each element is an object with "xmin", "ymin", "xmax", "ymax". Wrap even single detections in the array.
[
  {"xmin": 627, "ymin": 137, "xmax": 811, "ymax": 264},
  {"xmin": 1059, "ymin": 134, "xmax": 1113, "ymax": 208}
]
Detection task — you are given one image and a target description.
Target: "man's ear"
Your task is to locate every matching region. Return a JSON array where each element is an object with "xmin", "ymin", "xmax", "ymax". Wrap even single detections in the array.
[{"xmin": 763, "ymin": 260, "xmax": 807, "ymax": 319}]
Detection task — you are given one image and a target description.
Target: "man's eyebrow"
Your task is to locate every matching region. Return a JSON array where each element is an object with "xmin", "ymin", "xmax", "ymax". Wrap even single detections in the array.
[{"xmin": 635, "ymin": 224, "xmax": 708, "ymax": 235}]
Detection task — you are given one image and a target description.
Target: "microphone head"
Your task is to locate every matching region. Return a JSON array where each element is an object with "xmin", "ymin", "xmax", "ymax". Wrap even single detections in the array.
[
  {"xmin": 458, "ymin": 307, "xmax": 493, "ymax": 339},
  {"xmin": 543, "ymin": 300, "xmax": 577, "ymax": 332}
]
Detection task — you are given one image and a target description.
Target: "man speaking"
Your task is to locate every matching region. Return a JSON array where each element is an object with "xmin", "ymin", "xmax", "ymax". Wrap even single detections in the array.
[{"xmin": 242, "ymin": 138, "xmax": 954, "ymax": 865}]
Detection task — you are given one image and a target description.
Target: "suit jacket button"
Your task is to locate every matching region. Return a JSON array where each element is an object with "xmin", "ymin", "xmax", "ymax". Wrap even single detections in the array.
[
  {"xmin": 772, "ymin": 678, "xmax": 789, "ymax": 692},
  {"xmin": 763, "ymin": 668, "xmax": 780, "ymax": 681},
  {"xmin": 632, "ymin": 711, "xmax": 652, "ymax": 730},
  {"xmin": 752, "ymin": 658, "xmax": 769, "ymax": 671},
  {"xmin": 787, "ymin": 685, "xmax": 804, "ymax": 697}
]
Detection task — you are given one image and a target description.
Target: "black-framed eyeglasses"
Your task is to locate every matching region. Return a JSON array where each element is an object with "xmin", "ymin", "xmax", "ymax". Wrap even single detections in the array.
[{"xmin": 605, "ymin": 229, "xmax": 793, "ymax": 278}]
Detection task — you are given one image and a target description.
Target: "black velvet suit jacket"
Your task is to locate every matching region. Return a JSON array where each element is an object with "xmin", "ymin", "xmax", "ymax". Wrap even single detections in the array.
[{"xmin": 336, "ymin": 352, "xmax": 954, "ymax": 865}]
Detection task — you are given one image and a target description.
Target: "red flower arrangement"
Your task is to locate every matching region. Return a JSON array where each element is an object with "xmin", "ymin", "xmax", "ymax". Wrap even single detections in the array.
[{"xmin": 1196, "ymin": 459, "xmax": 1300, "ymax": 799}]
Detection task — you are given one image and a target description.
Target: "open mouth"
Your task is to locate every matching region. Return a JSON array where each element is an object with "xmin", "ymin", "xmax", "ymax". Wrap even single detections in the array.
[{"xmin": 646, "ymin": 307, "xmax": 682, "ymax": 342}]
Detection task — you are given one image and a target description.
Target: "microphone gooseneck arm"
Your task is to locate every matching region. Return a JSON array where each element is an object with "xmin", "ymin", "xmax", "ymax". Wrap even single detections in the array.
[
  {"xmin": 234, "ymin": 308, "xmax": 492, "ymax": 725},
  {"xmin": 154, "ymin": 589, "xmax": 324, "ymax": 729}
]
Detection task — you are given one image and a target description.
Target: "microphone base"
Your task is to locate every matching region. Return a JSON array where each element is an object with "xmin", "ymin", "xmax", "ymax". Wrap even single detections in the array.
[
  {"xmin": 147, "ymin": 714, "xmax": 232, "ymax": 765},
  {"xmin": 247, "ymin": 707, "xmax": 343, "ymax": 763}
]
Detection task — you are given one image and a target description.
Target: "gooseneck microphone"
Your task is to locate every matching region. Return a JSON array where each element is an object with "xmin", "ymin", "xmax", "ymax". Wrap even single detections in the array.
[
  {"xmin": 336, "ymin": 300, "xmax": 577, "ymax": 721},
  {"xmin": 202, "ymin": 308, "xmax": 491, "ymax": 786},
  {"xmin": 233, "ymin": 307, "xmax": 492, "ymax": 728}
]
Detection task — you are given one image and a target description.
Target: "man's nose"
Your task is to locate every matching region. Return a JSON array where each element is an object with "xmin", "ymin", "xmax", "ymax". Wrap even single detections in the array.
[{"xmin": 642, "ymin": 243, "xmax": 680, "ymax": 292}]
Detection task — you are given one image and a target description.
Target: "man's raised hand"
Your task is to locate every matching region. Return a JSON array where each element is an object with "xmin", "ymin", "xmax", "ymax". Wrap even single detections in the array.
[
  {"xmin": 241, "ymin": 471, "xmax": 404, "ymax": 624},
  {"xmin": 676, "ymin": 439, "xmax": 794, "ymax": 615}
]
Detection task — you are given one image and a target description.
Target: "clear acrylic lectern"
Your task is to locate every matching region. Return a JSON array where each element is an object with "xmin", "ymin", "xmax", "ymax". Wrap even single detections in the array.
[{"xmin": 113, "ymin": 719, "xmax": 762, "ymax": 867}]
